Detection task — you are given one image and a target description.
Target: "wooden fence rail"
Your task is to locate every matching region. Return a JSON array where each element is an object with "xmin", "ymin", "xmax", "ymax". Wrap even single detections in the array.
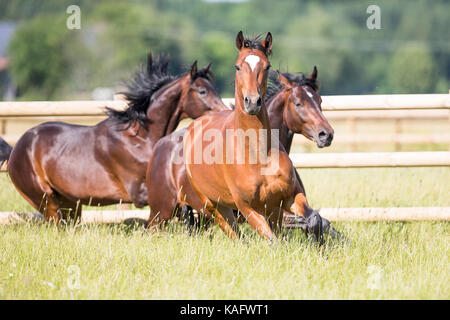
[
  {"xmin": 0, "ymin": 94, "xmax": 449, "ymax": 169},
  {"xmin": 0, "ymin": 94, "xmax": 448, "ymax": 117},
  {"xmin": 290, "ymin": 151, "xmax": 450, "ymax": 168},
  {"xmin": 1, "ymin": 151, "xmax": 449, "ymax": 172},
  {"xmin": 1, "ymin": 207, "xmax": 449, "ymax": 224}
]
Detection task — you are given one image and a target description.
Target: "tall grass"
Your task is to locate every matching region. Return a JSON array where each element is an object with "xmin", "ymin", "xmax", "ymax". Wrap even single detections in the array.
[
  {"xmin": 0, "ymin": 221, "xmax": 448, "ymax": 299},
  {"xmin": 0, "ymin": 167, "xmax": 448, "ymax": 299}
]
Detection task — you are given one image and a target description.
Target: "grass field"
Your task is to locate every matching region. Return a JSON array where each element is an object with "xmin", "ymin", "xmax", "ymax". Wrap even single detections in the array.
[
  {"xmin": 0, "ymin": 221, "xmax": 448, "ymax": 299},
  {"xmin": 0, "ymin": 167, "xmax": 449, "ymax": 299}
]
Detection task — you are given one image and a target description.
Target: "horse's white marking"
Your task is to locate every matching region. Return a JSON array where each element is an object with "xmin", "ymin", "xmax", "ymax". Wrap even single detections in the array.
[
  {"xmin": 245, "ymin": 55, "xmax": 260, "ymax": 71},
  {"xmin": 306, "ymin": 91, "xmax": 314, "ymax": 98}
]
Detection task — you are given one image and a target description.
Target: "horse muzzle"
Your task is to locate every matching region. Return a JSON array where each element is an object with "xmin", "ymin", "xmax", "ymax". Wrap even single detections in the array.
[
  {"xmin": 316, "ymin": 129, "xmax": 333, "ymax": 148},
  {"xmin": 244, "ymin": 95, "xmax": 262, "ymax": 115}
]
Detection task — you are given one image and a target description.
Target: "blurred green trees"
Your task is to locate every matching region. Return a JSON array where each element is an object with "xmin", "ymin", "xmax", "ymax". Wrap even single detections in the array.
[
  {"xmin": 3, "ymin": 0, "xmax": 449, "ymax": 99},
  {"xmin": 389, "ymin": 44, "xmax": 437, "ymax": 94},
  {"xmin": 8, "ymin": 14, "xmax": 78, "ymax": 99}
]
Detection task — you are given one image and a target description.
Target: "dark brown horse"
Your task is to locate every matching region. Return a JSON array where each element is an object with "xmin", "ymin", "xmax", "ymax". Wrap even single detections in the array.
[
  {"xmin": 8, "ymin": 54, "xmax": 227, "ymax": 222},
  {"xmin": 149, "ymin": 31, "xmax": 324, "ymax": 241},
  {"xmin": 146, "ymin": 67, "xmax": 334, "ymax": 235}
]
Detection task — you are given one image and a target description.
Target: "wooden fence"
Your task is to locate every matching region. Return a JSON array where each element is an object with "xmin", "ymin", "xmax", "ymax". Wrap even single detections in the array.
[
  {"xmin": 1, "ymin": 94, "xmax": 449, "ymax": 148},
  {"xmin": 0, "ymin": 94, "xmax": 449, "ymax": 221},
  {"xmin": 290, "ymin": 151, "xmax": 450, "ymax": 168},
  {"xmin": 1, "ymin": 207, "xmax": 449, "ymax": 225},
  {"xmin": 0, "ymin": 94, "xmax": 449, "ymax": 171},
  {"xmin": 0, "ymin": 94, "xmax": 448, "ymax": 117}
]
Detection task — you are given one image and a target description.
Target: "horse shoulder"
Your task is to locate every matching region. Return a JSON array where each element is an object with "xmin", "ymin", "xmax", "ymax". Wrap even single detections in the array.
[{"xmin": 260, "ymin": 150, "xmax": 296, "ymax": 200}]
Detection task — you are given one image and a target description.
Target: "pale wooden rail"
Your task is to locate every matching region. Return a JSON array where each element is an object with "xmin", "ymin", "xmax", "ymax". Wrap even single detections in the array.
[
  {"xmin": 0, "ymin": 94, "xmax": 448, "ymax": 117},
  {"xmin": 290, "ymin": 151, "xmax": 450, "ymax": 168},
  {"xmin": 293, "ymin": 133, "xmax": 450, "ymax": 145},
  {"xmin": 1, "ymin": 151, "xmax": 449, "ymax": 172},
  {"xmin": 1, "ymin": 207, "xmax": 449, "ymax": 225}
]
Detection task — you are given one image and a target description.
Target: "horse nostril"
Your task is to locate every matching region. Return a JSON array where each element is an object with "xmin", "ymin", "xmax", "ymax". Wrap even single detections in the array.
[
  {"xmin": 318, "ymin": 130, "xmax": 328, "ymax": 142},
  {"xmin": 328, "ymin": 133, "xmax": 334, "ymax": 142},
  {"xmin": 244, "ymin": 97, "xmax": 249, "ymax": 105},
  {"xmin": 256, "ymin": 97, "xmax": 262, "ymax": 107}
]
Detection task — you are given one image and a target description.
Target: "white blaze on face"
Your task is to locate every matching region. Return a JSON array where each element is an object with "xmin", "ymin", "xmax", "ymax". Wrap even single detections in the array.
[
  {"xmin": 244, "ymin": 55, "xmax": 260, "ymax": 72},
  {"xmin": 305, "ymin": 87, "xmax": 314, "ymax": 99}
]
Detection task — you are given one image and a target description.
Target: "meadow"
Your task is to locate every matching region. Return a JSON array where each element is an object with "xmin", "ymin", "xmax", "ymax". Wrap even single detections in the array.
[{"xmin": 0, "ymin": 167, "xmax": 449, "ymax": 299}]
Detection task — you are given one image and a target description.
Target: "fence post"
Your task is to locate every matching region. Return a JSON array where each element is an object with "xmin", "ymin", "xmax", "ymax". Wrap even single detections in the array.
[
  {"xmin": 347, "ymin": 117, "xmax": 356, "ymax": 152},
  {"xmin": 394, "ymin": 119, "xmax": 402, "ymax": 151},
  {"xmin": 0, "ymin": 119, "xmax": 5, "ymax": 135}
]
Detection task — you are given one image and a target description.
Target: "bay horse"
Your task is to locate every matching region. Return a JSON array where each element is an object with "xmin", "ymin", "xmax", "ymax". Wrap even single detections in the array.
[
  {"xmin": 8, "ymin": 54, "xmax": 227, "ymax": 223},
  {"xmin": 149, "ymin": 31, "xmax": 324, "ymax": 242},
  {"xmin": 146, "ymin": 67, "xmax": 335, "ymax": 237}
]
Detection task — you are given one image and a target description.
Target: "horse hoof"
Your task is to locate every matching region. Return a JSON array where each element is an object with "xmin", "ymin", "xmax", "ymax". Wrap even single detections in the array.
[{"xmin": 306, "ymin": 210, "xmax": 323, "ymax": 242}]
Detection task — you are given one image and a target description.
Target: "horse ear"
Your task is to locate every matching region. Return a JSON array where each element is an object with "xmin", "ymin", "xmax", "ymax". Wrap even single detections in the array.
[
  {"xmin": 262, "ymin": 32, "xmax": 272, "ymax": 54},
  {"xmin": 205, "ymin": 62, "xmax": 211, "ymax": 73},
  {"xmin": 235, "ymin": 30, "xmax": 244, "ymax": 51},
  {"xmin": 307, "ymin": 65, "xmax": 318, "ymax": 81},
  {"xmin": 277, "ymin": 71, "xmax": 291, "ymax": 89},
  {"xmin": 190, "ymin": 60, "xmax": 198, "ymax": 80}
]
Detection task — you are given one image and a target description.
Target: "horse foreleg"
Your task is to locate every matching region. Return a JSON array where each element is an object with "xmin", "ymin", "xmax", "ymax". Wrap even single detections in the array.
[
  {"xmin": 214, "ymin": 204, "xmax": 242, "ymax": 239},
  {"xmin": 234, "ymin": 202, "xmax": 275, "ymax": 241},
  {"xmin": 179, "ymin": 181, "xmax": 239, "ymax": 239},
  {"xmin": 199, "ymin": 200, "xmax": 239, "ymax": 240},
  {"xmin": 286, "ymin": 193, "xmax": 323, "ymax": 241}
]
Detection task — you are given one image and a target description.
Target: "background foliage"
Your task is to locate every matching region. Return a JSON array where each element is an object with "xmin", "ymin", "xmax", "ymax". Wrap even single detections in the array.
[{"xmin": 1, "ymin": 0, "xmax": 449, "ymax": 99}]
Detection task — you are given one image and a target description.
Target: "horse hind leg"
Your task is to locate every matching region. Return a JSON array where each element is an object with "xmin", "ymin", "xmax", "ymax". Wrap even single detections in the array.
[
  {"xmin": 56, "ymin": 196, "xmax": 82, "ymax": 224},
  {"xmin": 9, "ymin": 173, "xmax": 60, "ymax": 223},
  {"xmin": 12, "ymin": 178, "xmax": 81, "ymax": 225},
  {"xmin": 147, "ymin": 198, "xmax": 177, "ymax": 230}
]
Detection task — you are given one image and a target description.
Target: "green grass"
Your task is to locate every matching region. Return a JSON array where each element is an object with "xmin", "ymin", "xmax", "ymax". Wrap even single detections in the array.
[
  {"xmin": 0, "ymin": 221, "xmax": 448, "ymax": 299},
  {"xmin": 1, "ymin": 167, "xmax": 449, "ymax": 212},
  {"xmin": 0, "ymin": 167, "xmax": 449, "ymax": 299}
]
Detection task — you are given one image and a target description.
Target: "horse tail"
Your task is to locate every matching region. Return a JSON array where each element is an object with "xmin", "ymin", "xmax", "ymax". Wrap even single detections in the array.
[{"xmin": 0, "ymin": 137, "xmax": 12, "ymax": 168}]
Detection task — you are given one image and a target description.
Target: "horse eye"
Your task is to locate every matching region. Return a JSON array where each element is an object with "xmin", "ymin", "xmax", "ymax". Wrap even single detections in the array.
[
  {"xmin": 234, "ymin": 65, "xmax": 241, "ymax": 71},
  {"xmin": 295, "ymin": 103, "xmax": 303, "ymax": 108},
  {"xmin": 198, "ymin": 90, "xmax": 207, "ymax": 96},
  {"xmin": 265, "ymin": 64, "xmax": 271, "ymax": 71}
]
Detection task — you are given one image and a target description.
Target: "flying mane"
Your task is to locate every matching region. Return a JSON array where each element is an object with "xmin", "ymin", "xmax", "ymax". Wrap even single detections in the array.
[
  {"xmin": 106, "ymin": 53, "xmax": 213, "ymax": 129},
  {"xmin": 265, "ymin": 70, "xmax": 320, "ymax": 102}
]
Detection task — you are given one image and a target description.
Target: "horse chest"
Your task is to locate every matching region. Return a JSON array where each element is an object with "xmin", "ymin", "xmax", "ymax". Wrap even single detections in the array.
[{"xmin": 232, "ymin": 167, "xmax": 293, "ymax": 208}]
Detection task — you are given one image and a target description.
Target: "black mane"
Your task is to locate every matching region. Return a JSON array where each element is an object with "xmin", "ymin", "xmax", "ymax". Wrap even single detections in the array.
[
  {"xmin": 265, "ymin": 70, "xmax": 320, "ymax": 102},
  {"xmin": 106, "ymin": 53, "xmax": 213, "ymax": 129},
  {"xmin": 243, "ymin": 34, "xmax": 271, "ymax": 56}
]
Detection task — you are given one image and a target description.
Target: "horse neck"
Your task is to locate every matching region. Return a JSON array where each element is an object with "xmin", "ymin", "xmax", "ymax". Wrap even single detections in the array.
[
  {"xmin": 144, "ymin": 77, "xmax": 185, "ymax": 141},
  {"xmin": 267, "ymin": 90, "xmax": 294, "ymax": 153},
  {"xmin": 233, "ymin": 90, "xmax": 272, "ymax": 151}
]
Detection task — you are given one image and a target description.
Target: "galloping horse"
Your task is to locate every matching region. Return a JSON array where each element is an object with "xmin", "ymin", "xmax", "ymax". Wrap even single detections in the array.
[
  {"xmin": 150, "ymin": 31, "xmax": 324, "ymax": 241},
  {"xmin": 146, "ymin": 67, "xmax": 334, "ymax": 235},
  {"xmin": 8, "ymin": 54, "xmax": 227, "ymax": 222}
]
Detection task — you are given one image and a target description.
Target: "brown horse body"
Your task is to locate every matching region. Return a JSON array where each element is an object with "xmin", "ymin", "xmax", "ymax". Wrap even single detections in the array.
[
  {"xmin": 146, "ymin": 67, "xmax": 333, "ymax": 234},
  {"xmin": 149, "ymin": 32, "xmax": 324, "ymax": 241},
  {"xmin": 8, "ymin": 55, "xmax": 226, "ymax": 222}
]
